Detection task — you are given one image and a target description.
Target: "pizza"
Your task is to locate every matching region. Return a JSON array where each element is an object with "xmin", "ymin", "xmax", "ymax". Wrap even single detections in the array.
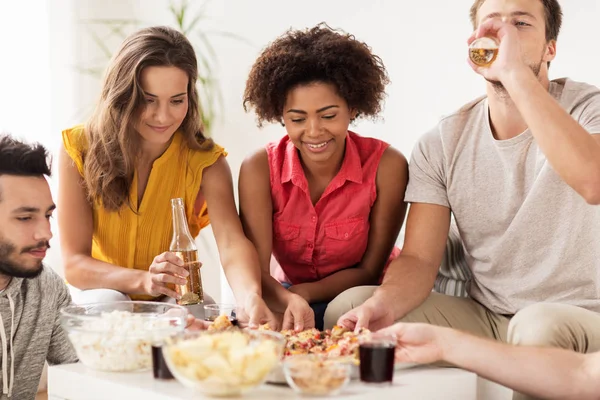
[
  {"xmin": 279, "ymin": 325, "xmax": 371, "ymax": 361},
  {"xmin": 209, "ymin": 316, "xmax": 371, "ymax": 363}
]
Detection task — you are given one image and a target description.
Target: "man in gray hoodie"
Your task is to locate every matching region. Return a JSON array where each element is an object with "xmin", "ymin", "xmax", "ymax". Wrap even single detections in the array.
[{"xmin": 0, "ymin": 135, "xmax": 77, "ymax": 399}]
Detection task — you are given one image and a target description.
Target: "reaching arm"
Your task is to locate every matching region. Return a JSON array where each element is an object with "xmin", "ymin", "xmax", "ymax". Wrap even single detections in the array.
[
  {"xmin": 238, "ymin": 149, "xmax": 296, "ymax": 312},
  {"xmin": 383, "ymin": 322, "xmax": 600, "ymax": 400},
  {"xmin": 443, "ymin": 329, "xmax": 600, "ymax": 400},
  {"xmin": 371, "ymin": 202, "xmax": 451, "ymax": 320},
  {"xmin": 288, "ymin": 147, "xmax": 409, "ymax": 303},
  {"xmin": 58, "ymin": 145, "xmax": 148, "ymax": 294},
  {"xmin": 200, "ymin": 156, "xmax": 263, "ymax": 303}
]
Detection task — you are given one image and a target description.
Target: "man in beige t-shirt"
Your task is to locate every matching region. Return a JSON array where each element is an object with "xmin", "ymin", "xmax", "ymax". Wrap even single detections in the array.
[{"xmin": 328, "ymin": 1, "xmax": 600, "ymax": 399}]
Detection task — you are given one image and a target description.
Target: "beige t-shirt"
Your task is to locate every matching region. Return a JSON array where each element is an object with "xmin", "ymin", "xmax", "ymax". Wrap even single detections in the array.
[{"xmin": 405, "ymin": 78, "xmax": 600, "ymax": 315}]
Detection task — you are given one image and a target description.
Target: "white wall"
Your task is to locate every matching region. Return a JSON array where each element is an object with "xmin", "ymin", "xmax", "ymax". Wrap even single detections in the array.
[{"xmin": 1, "ymin": 0, "xmax": 599, "ymax": 303}]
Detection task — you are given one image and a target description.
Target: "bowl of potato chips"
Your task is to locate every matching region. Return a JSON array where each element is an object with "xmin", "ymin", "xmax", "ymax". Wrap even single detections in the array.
[{"xmin": 162, "ymin": 328, "xmax": 285, "ymax": 397}]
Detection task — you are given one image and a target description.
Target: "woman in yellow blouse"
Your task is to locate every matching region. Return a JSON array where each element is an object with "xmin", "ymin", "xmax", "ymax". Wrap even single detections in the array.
[{"xmin": 58, "ymin": 26, "xmax": 274, "ymax": 326}]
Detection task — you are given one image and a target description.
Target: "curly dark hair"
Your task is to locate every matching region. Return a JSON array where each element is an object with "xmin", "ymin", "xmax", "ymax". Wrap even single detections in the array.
[{"xmin": 243, "ymin": 23, "xmax": 389, "ymax": 127}]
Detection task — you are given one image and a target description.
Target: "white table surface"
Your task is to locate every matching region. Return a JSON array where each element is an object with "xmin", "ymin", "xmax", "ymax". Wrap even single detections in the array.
[{"xmin": 49, "ymin": 363, "xmax": 481, "ymax": 400}]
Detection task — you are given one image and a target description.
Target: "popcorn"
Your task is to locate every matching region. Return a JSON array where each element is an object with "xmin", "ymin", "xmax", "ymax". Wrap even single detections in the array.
[{"xmin": 68, "ymin": 310, "xmax": 178, "ymax": 372}]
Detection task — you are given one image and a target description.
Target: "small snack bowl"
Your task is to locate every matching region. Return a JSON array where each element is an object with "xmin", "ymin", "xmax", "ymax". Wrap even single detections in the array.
[
  {"xmin": 283, "ymin": 355, "xmax": 351, "ymax": 396},
  {"xmin": 162, "ymin": 329, "xmax": 286, "ymax": 397},
  {"xmin": 60, "ymin": 301, "xmax": 187, "ymax": 372},
  {"xmin": 203, "ymin": 303, "xmax": 239, "ymax": 326}
]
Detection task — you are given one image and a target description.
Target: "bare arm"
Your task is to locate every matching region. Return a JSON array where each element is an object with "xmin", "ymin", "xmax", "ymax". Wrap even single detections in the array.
[
  {"xmin": 504, "ymin": 69, "xmax": 600, "ymax": 204},
  {"xmin": 238, "ymin": 149, "xmax": 295, "ymax": 312},
  {"xmin": 474, "ymin": 19, "xmax": 600, "ymax": 204},
  {"xmin": 290, "ymin": 147, "xmax": 409, "ymax": 303},
  {"xmin": 443, "ymin": 329, "xmax": 600, "ymax": 400},
  {"xmin": 383, "ymin": 322, "xmax": 600, "ymax": 400},
  {"xmin": 200, "ymin": 156, "xmax": 263, "ymax": 303},
  {"xmin": 372, "ymin": 202, "xmax": 451, "ymax": 320},
  {"xmin": 58, "ymin": 145, "xmax": 148, "ymax": 294}
]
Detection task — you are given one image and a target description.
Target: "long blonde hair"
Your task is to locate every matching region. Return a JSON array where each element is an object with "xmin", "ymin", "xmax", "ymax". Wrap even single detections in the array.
[{"xmin": 84, "ymin": 26, "xmax": 213, "ymax": 211}]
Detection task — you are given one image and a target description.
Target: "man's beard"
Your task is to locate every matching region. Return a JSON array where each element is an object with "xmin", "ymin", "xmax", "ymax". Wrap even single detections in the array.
[
  {"xmin": 0, "ymin": 240, "xmax": 48, "ymax": 279},
  {"xmin": 488, "ymin": 56, "xmax": 544, "ymax": 98}
]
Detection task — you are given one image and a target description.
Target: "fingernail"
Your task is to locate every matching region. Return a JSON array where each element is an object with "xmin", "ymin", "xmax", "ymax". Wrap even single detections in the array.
[{"xmin": 183, "ymin": 270, "xmax": 190, "ymax": 277}]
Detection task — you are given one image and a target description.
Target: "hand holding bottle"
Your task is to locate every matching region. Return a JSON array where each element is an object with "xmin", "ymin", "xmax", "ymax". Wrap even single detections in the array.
[{"xmin": 143, "ymin": 251, "xmax": 190, "ymax": 299}]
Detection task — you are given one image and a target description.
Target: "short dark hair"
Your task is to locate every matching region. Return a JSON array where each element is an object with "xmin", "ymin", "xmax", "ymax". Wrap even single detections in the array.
[
  {"xmin": 0, "ymin": 135, "xmax": 51, "ymax": 201},
  {"xmin": 469, "ymin": 0, "xmax": 563, "ymax": 42},
  {"xmin": 243, "ymin": 23, "xmax": 389, "ymax": 127}
]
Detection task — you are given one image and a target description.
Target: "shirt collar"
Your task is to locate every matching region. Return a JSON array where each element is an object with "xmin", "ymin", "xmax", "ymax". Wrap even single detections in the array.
[{"xmin": 281, "ymin": 131, "xmax": 363, "ymax": 186}]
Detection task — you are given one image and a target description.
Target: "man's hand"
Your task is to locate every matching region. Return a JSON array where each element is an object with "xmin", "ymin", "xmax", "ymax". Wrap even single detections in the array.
[
  {"xmin": 336, "ymin": 296, "xmax": 394, "ymax": 332},
  {"xmin": 468, "ymin": 18, "xmax": 531, "ymax": 83},
  {"xmin": 377, "ymin": 323, "xmax": 449, "ymax": 364},
  {"xmin": 282, "ymin": 293, "xmax": 315, "ymax": 331}
]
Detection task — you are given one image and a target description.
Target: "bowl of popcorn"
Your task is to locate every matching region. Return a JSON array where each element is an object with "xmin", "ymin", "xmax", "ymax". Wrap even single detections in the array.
[
  {"xmin": 162, "ymin": 329, "xmax": 286, "ymax": 397},
  {"xmin": 60, "ymin": 301, "xmax": 187, "ymax": 372},
  {"xmin": 283, "ymin": 355, "xmax": 351, "ymax": 396}
]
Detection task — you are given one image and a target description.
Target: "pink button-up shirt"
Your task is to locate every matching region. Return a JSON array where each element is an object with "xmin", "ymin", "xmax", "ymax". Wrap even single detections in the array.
[{"xmin": 267, "ymin": 131, "xmax": 401, "ymax": 285}]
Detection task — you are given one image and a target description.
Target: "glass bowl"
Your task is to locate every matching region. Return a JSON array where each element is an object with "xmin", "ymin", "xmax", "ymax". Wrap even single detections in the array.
[
  {"xmin": 162, "ymin": 329, "xmax": 285, "ymax": 397},
  {"xmin": 283, "ymin": 355, "xmax": 351, "ymax": 396},
  {"xmin": 60, "ymin": 301, "xmax": 187, "ymax": 372}
]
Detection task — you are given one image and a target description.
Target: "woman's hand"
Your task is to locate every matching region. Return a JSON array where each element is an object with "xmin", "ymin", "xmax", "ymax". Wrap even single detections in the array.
[
  {"xmin": 282, "ymin": 294, "xmax": 315, "ymax": 331},
  {"xmin": 142, "ymin": 252, "xmax": 193, "ymax": 299},
  {"xmin": 236, "ymin": 293, "xmax": 279, "ymax": 330}
]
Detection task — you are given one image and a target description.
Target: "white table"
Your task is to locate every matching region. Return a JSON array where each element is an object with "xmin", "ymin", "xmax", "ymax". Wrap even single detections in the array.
[{"xmin": 48, "ymin": 362, "xmax": 510, "ymax": 400}]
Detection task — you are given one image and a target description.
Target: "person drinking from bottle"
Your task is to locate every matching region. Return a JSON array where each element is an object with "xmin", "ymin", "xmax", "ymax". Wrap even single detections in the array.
[{"xmin": 329, "ymin": 2, "xmax": 600, "ymax": 399}]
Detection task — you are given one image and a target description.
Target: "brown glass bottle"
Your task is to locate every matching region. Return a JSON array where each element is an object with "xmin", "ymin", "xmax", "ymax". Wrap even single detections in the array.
[{"xmin": 170, "ymin": 198, "xmax": 204, "ymax": 305}]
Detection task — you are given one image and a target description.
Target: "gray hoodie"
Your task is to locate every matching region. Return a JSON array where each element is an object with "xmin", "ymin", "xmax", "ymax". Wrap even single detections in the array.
[{"xmin": 0, "ymin": 266, "xmax": 77, "ymax": 399}]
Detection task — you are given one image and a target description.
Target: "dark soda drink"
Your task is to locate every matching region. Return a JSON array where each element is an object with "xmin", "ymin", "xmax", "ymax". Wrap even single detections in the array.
[
  {"xmin": 152, "ymin": 345, "xmax": 174, "ymax": 380},
  {"xmin": 359, "ymin": 342, "xmax": 395, "ymax": 383}
]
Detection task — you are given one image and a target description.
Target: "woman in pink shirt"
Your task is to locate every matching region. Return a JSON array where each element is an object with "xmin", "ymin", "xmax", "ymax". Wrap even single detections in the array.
[{"xmin": 240, "ymin": 24, "xmax": 408, "ymax": 331}]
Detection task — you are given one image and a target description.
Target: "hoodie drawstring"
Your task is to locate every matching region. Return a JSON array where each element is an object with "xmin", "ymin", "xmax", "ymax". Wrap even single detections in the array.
[
  {"xmin": 8, "ymin": 294, "xmax": 14, "ymax": 398},
  {"xmin": 0, "ymin": 294, "xmax": 15, "ymax": 397},
  {"xmin": 0, "ymin": 299, "xmax": 7, "ymax": 396}
]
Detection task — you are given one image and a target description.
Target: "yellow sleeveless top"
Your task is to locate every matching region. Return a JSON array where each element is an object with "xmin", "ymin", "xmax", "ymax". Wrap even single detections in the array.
[{"xmin": 62, "ymin": 125, "xmax": 226, "ymax": 300}]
